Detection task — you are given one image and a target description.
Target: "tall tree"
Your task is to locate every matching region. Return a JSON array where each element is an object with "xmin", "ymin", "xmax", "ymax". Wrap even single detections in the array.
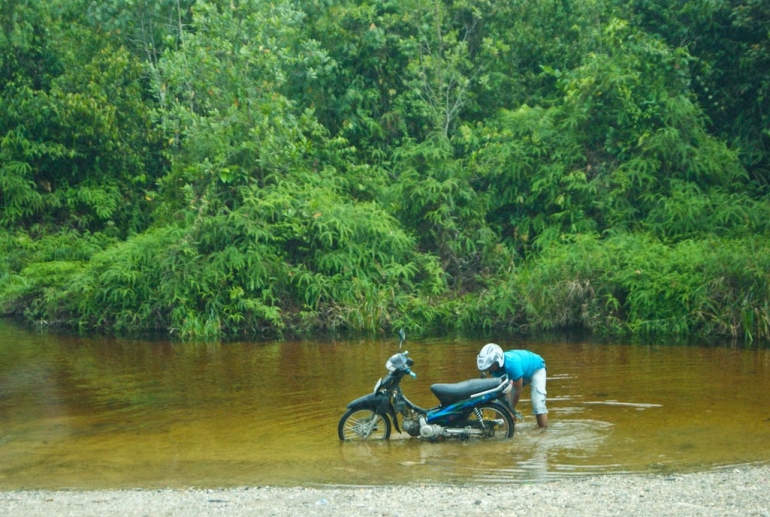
[
  {"xmin": 626, "ymin": 0, "xmax": 770, "ymax": 189},
  {"xmin": 0, "ymin": 0, "xmax": 163, "ymax": 234}
]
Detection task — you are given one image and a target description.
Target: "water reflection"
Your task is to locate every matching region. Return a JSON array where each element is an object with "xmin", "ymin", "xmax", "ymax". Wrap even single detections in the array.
[{"xmin": 1, "ymin": 320, "xmax": 769, "ymax": 489}]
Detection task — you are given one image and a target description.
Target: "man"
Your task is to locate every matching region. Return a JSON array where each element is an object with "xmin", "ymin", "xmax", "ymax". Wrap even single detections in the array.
[{"xmin": 476, "ymin": 343, "xmax": 548, "ymax": 428}]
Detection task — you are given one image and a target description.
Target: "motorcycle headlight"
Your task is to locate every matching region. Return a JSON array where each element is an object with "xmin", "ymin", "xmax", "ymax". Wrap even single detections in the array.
[{"xmin": 386, "ymin": 352, "xmax": 407, "ymax": 372}]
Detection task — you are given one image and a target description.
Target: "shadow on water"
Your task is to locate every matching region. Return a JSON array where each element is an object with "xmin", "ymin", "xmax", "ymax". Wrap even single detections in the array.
[{"xmin": 1, "ymin": 320, "xmax": 769, "ymax": 488}]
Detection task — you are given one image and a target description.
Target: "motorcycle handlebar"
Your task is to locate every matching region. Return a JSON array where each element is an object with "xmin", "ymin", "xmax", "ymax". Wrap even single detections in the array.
[{"xmin": 381, "ymin": 367, "xmax": 416, "ymax": 389}]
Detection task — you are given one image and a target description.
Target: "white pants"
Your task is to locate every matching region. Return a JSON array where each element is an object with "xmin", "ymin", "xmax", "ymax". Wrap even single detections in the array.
[{"xmin": 530, "ymin": 367, "xmax": 547, "ymax": 415}]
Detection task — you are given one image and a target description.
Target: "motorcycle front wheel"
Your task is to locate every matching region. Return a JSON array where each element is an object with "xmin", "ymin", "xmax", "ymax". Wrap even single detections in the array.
[
  {"xmin": 465, "ymin": 403, "xmax": 515, "ymax": 439},
  {"xmin": 338, "ymin": 408, "xmax": 391, "ymax": 441}
]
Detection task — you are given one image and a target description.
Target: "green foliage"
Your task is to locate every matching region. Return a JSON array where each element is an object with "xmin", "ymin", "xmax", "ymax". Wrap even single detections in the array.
[
  {"xmin": 154, "ymin": 0, "xmax": 327, "ymax": 207},
  {"xmin": 469, "ymin": 0, "xmax": 605, "ymax": 114},
  {"xmin": 82, "ymin": 0, "xmax": 195, "ymax": 65},
  {"xmin": 626, "ymin": 0, "xmax": 770, "ymax": 187},
  {"xmin": 469, "ymin": 104, "xmax": 598, "ymax": 254},
  {"xmin": 3, "ymin": 0, "xmax": 770, "ymax": 342},
  {"xmin": 299, "ymin": 0, "xmax": 419, "ymax": 150},
  {"xmin": 0, "ymin": 228, "xmax": 112, "ymax": 318},
  {"xmin": 390, "ymin": 133, "xmax": 506, "ymax": 289},
  {"xmin": 470, "ymin": 15, "xmax": 750, "ymax": 252},
  {"xmin": 42, "ymin": 177, "xmax": 445, "ymax": 338},
  {"xmin": 428, "ymin": 231, "xmax": 770, "ymax": 344},
  {"xmin": 0, "ymin": 4, "xmax": 163, "ymax": 234},
  {"xmin": 398, "ymin": 0, "xmax": 481, "ymax": 138},
  {"xmin": 501, "ymin": 233, "xmax": 770, "ymax": 341}
]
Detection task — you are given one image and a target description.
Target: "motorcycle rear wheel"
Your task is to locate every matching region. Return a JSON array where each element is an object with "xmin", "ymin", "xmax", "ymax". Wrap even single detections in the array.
[
  {"xmin": 464, "ymin": 403, "xmax": 515, "ymax": 439},
  {"xmin": 338, "ymin": 408, "xmax": 391, "ymax": 441}
]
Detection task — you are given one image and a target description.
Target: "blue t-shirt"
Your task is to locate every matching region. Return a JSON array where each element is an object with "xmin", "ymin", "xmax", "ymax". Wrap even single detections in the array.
[{"xmin": 492, "ymin": 350, "xmax": 545, "ymax": 385}]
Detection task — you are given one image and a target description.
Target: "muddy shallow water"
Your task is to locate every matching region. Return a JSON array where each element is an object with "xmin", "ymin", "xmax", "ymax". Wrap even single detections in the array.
[{"xmin": 1, "ymin": 320, "xmax": 769, "ymax": 488}]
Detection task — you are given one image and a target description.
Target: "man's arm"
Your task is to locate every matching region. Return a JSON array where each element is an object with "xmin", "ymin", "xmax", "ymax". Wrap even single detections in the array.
[{"xmin": 509, "ymin": 377, "xmax": 523, "ymax": 408}]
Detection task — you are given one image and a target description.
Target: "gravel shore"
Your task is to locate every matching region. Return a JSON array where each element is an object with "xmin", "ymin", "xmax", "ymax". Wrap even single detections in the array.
[{"xmin": 1, "ymin": 466, "xmax": 768, "ymax": 517}]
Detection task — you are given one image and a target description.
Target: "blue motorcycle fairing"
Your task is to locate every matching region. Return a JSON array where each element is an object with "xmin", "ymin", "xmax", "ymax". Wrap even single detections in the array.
[{"xmin": 426, "ymin": 392, "xmax": 508, "ymax": 425}]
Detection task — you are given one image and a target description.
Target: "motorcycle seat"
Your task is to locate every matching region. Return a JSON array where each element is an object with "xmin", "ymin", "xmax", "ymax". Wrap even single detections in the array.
[{"xmin": 430, "ymin": 377, "xmax": 502, "ymax": 407}]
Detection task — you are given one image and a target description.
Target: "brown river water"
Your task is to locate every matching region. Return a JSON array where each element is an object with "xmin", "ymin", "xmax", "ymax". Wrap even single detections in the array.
[{"xmin": 1, "ymin": 320, "xmax": 769, "ymax": 489}]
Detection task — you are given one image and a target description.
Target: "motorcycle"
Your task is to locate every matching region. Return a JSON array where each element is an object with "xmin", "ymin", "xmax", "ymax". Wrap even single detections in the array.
[{"xmin": 338, "ymin": 330, "xmax": 515, "ymax": 441}]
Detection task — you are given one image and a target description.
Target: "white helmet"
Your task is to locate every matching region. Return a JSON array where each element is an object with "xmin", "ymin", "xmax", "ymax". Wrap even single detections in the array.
[{"xmin": 477, "ymin": 343, "xmax": 504, "ymax": 371}]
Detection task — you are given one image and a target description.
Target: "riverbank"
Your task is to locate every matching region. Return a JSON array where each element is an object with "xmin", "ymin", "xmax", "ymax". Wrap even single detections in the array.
[{"xmin": 1, "ymin": 466, "xmax": 768, "ymax": 517}]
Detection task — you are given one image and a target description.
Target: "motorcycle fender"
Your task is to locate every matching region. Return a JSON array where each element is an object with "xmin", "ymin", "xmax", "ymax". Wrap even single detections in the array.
[
  {"xmin": 346, "ymin": 393, "xmax": 401, "ymax": 433},
  {"xmin": 347, "ymin": 393, "xmax": 389, "ymax": 413},
  {"xmin": 489, "ymin": 400, "xmax": 516, "ymax": 420}
]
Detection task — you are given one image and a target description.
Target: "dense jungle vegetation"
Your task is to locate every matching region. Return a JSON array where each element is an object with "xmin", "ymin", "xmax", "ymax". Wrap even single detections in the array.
[{"xmin": 1, "ymin": 0, "xmax": 769, "ymax": 342}]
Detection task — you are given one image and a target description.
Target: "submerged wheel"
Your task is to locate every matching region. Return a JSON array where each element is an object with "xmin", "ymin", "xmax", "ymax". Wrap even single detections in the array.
[
  {"xmin": 465, "ymin": 403, "xmax": 515, "ymax": 440},
  {"xmin": 338, "ymin": 408, "xmax": 391, "ymax": 441}
]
